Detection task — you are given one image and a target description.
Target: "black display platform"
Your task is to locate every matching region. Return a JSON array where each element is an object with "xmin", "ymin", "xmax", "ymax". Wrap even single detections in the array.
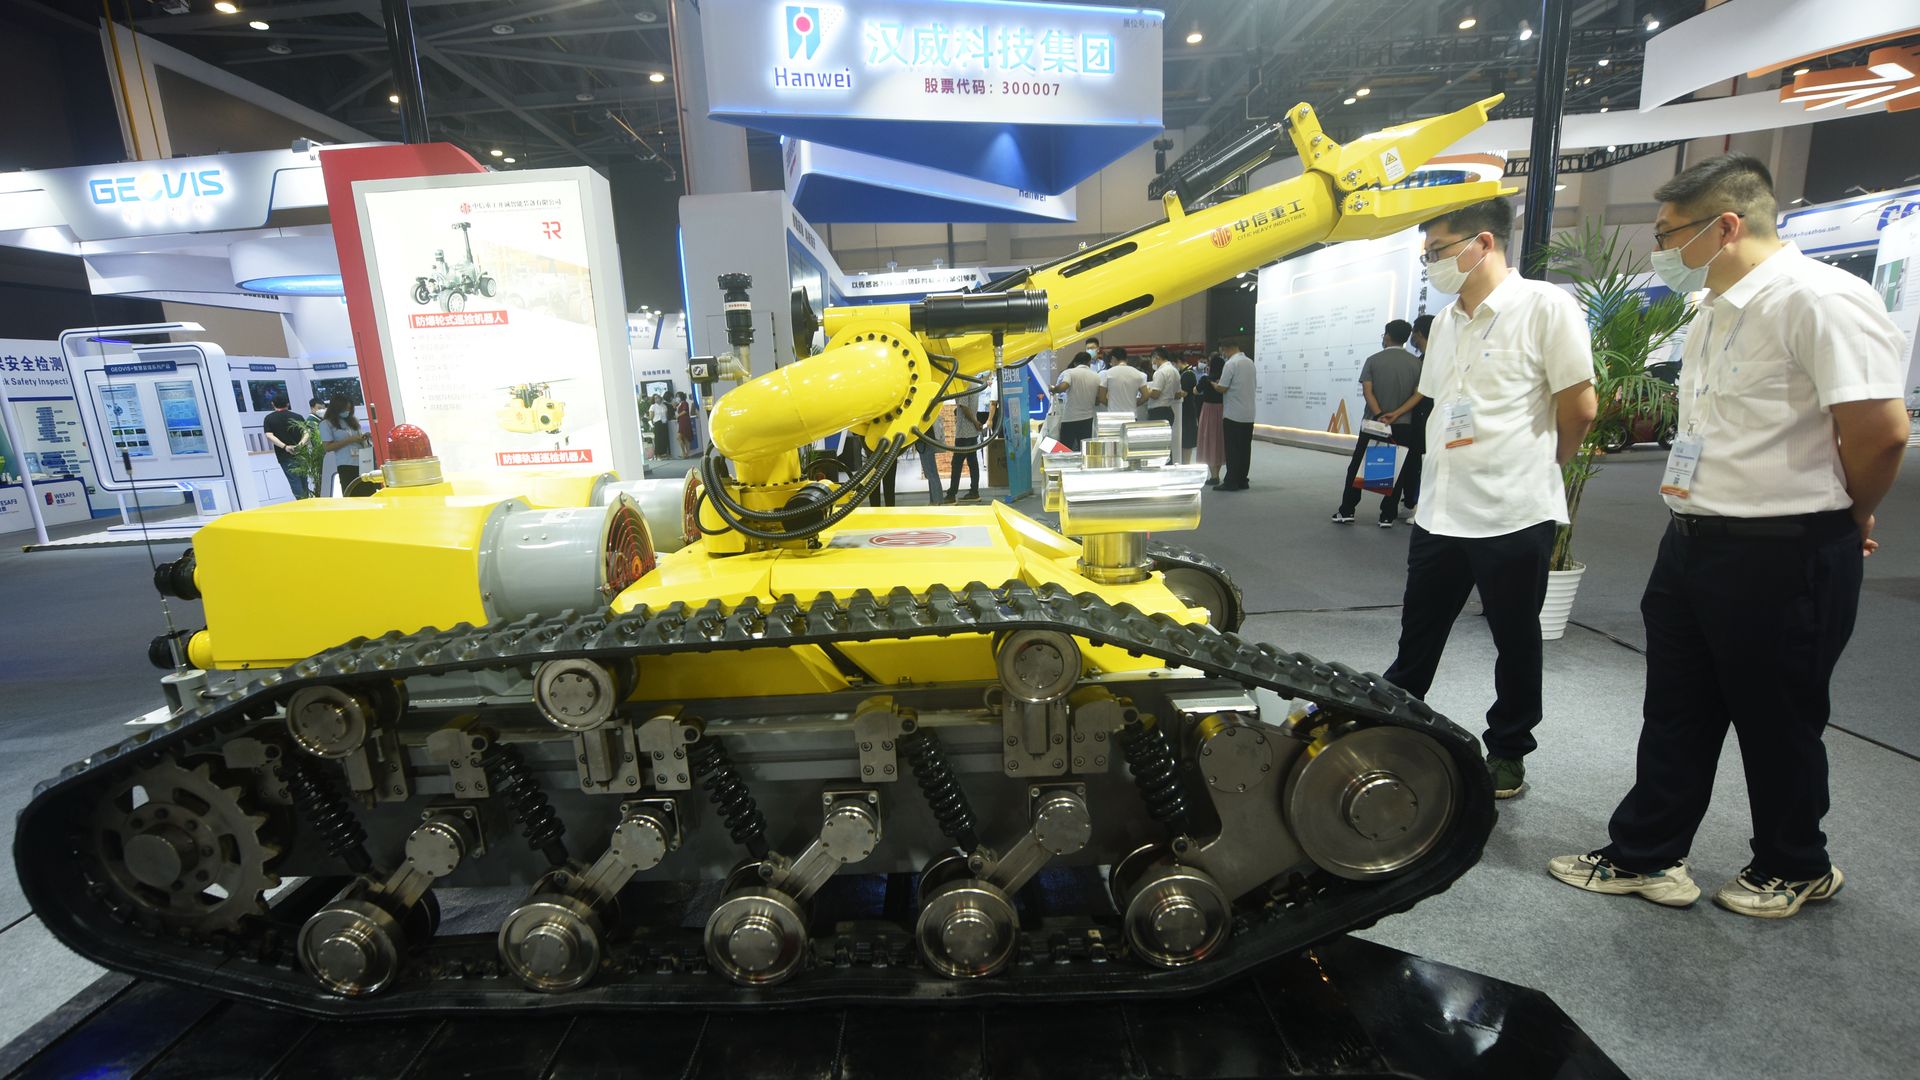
[{"xmin": 0, "ymin": 937, "xmax": 1623, "ymax": 1079}]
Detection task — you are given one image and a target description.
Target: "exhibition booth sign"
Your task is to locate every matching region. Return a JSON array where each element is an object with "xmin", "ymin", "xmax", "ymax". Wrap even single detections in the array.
[{"xmin": 702, "ymin": 0, "xmax": 1163, "ymax": 195}]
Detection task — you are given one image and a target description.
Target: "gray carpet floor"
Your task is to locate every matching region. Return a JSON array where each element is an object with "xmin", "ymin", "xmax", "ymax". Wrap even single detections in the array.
[{"xmin": 0, "ymin": 441, "xmax": 1915, "ymax": 1076}]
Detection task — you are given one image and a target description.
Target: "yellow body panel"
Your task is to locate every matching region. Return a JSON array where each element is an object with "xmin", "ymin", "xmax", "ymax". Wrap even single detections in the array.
[{"xmin": 189, "ymin": 495, "xmax": 515, "ymax": 670}]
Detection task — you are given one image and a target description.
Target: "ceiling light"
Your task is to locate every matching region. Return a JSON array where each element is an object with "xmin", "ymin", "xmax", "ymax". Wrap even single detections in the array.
[
  {"xmin": 1356, "ymin": 87, "xmax": 1370, "ymax": 97},
  {"xmin": 1458, "ymin": 16, "xmax": 1477, "ymax": 30},
  {"xmin": 388, "ymin": 93, "xmax": 400, "ymax": 104},
  {"xmin": 1793, "ymin": 67, "xmax": 1811, "ymax": 77},
  {"xmin": 214, "ymin": 1, "xmax": 238, "ymax": 12},
  {"xmin": 1185, "ymin": 25, "xmax": 1203, "ymax": 45},
  {"xmin": 248, "ymin": 19, "xmax": 268, "ymax": 30},
  {"xmin": 649, "ymin": 71, "xmax": 666, "ymax": 83},
  {"xmin": 1600, "ymin": 106, "xmax": 1610, "ymax": 113},
  {"xmin": 1848, "ymin": 84, "xmax": 1920, "ymax": 110},
  {"xmin": 1555, "ymin": 184, "xmax": 1567, "ymax": 191},
  {"xmin": 634, "ymin": 9, "xmax": 657, "ymax": 22},
  {"xmin": 491, "ymin": 23, "xmax": 515, "ymax": 35},
  {"xmin": 1343, "ymin": 96, "xmax": 1357, "ymax": 105},
  {"xmin": 576, "ymin": 91, "xmax": 593, "ymax": 101},
  {"xmin": 1871, "ymin": 60, "xmax": 1916, "ymax": 80},
  {"xmin": 1645, "ymin": 17, "xmax": 1659, "ymax": 31},
  {"xmin": 1606, "ymin": 144, "xmax": 1617, "ymax": 151},
  {"xmin": 1597, "ymin": 57, "xmax": 1610, "ymax": 67},
  {"xmin": 267, "ymin": 40, "xmax": 290, "ymax": 54},
  {"xmin": 502, "ymin": 157, "xmax": 516, "ymax": 164},
  {"xmin": 1518, "ymin": 19, "xmax": 1533, "ymax": 41},
  {"xmin": 490, "ymin": 148, "xmax": 504, "ymax": 157}
]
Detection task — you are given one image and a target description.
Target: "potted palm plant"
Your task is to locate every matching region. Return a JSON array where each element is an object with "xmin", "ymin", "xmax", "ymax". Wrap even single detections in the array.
[{"xmin": 1536, "ymin": 221, "xmax": 1693, "ymax": 640}]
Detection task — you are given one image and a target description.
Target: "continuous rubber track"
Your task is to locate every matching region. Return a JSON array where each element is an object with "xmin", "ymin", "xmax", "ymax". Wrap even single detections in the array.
[{"xmin": 15, "ymin": 580, "xmax": 1493, "ymax": 1016}]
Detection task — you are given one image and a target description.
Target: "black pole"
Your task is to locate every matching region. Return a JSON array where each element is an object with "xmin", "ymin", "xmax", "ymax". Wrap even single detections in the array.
[
  {"xmin": 381, "ymin": 0, "xmax": 430, "ymax": 143},
  {"xmin": 1519, "ymin": 0, "xmax": 1572, "ymax": 278}
]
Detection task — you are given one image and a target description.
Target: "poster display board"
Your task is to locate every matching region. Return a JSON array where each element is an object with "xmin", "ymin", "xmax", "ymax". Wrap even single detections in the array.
[
  {"xmin": 1873, "ymin": 211, "xmax": 1920, "ymax": 411},
  {"xmin": 354, "ymin": 169, "xmax": 642, "ymax": 478},
  {"xmin": 0, "ymin": 338, "xmax": 117, "ymax": 526},
  {"xmin": 1253, "ymin": 231, "xmax": 1444, "ymax": 431},
  {"xmin": 63, "ymin": 340, "xmax": 239, "ymax": 491}
]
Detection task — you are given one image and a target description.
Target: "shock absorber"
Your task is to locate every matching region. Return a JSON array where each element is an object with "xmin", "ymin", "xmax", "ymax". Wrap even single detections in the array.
[
  {"xmin": 281, "ymin": 755, "xmax": 372, "ymax": 872},
  {"xmin": 687, "ymin": 735, "xmax": 769, "ymax": 858},
  {"xmin": 899, "ymin": 727, "xmax": 979, "ymax": 853},
  {"xmin": 482, "ymin": 742, "xmax": 569, "ymax": 867},
  {"xmin": 1117, "ymin": 715, "xmax": 1193, "ymax": 836}
]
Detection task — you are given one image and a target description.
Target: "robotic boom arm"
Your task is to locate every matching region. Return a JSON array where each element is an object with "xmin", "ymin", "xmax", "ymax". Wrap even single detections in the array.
[{"xmin": 701, "ymin": 96, "xmax": 1513, "ymax": 537}]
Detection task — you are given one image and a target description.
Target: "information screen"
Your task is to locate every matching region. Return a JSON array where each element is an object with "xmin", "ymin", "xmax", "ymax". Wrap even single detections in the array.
[
  {"xmin": 156, "ymin": 379, "xmax": 210, "ymax": 456},
  {"xmin": 98, "ymin": 383, "xmax": 153, "ymax": 459}
]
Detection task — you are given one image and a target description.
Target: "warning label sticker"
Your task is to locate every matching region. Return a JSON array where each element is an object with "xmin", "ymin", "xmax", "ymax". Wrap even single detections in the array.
[{"xmin": 827, "ymin": 526, "xmax": 996, "ymax": 549}]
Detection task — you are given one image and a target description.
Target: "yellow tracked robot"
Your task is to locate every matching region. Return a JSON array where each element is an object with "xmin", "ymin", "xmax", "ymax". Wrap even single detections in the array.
[{"xmin": 22, "ymin": 99, "xmax": 1514, "ymax": 1013}]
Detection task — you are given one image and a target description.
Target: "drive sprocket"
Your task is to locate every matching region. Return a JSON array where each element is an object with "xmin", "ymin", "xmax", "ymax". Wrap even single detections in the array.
[{"xmin": 88, "ymin": 757, "xmax": 281, "ymax": 933}]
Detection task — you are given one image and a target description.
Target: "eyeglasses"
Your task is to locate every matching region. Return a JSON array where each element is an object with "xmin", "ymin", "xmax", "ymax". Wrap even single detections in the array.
[
  {"xmin": 1418, "ymin": 235, "xmax": 1476, "ymax": 266},
  {"xmin": 1652, "ymin": 213, "xmax": 1743, "ymax": 251}
]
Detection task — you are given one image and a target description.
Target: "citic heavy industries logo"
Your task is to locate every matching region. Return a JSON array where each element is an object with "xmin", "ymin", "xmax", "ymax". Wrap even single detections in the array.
[
  {"xmin": 787, "ymin": 6, "xmax": 821, "ymax": 59},
  {"xmin": 773, "ymin": 4, "xmax": 851, "ymax": 90}
]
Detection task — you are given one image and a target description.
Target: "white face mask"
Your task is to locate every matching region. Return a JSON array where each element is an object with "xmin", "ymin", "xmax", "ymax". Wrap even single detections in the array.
[
  {"xmin": 1426, "ymin": 237, "xmax": 1486, "ymax": 294},
  {"xmin": 1650, "ymin": 219, "xmax": 1724, "ymax": 294}
]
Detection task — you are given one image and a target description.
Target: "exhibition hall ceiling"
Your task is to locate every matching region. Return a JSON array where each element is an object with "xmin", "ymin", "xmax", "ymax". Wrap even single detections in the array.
[{"xmin": 18, "ymin": 0, "xmax": 1920, "ymax": 188}]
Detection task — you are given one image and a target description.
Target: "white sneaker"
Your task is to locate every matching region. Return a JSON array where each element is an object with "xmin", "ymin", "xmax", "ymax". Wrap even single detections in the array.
[
  {"xmin": 1547, "ymin": 852, "xmax": 1700, "ymax": 907},
  {"xmin": 1713, "ymin": 865, "xmax": 1844, "ymax": 920}
]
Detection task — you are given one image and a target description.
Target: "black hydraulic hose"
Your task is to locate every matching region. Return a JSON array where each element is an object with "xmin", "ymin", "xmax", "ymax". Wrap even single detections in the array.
[{"xmin": 700, "ymin": 437, "xmax": 905, "ymax": 541}]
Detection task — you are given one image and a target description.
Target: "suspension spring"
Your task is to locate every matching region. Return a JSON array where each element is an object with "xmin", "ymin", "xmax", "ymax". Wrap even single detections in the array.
[
  {"xmin": 1117, "ymin": 716, "xmax": 1192, "ymax": 835},
  {"xmin": 281, "ymin": 756, "xmax": 371, "ymax": 873},
  {"xmin": 899, "ymin": 728, "xmax": 978, "ymax": 853},
  {"xmin": 687, "ymin": 737, "xmax": 769, "ymax": 859},
  {"xmin": 482, "ymin": 742, "xmax": 569, "ymax": 867}
]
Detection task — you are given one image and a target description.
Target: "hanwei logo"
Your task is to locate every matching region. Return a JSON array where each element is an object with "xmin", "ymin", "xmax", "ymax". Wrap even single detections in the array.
[
  {"xmin": 1211, "ymin": 227, "xmax": 1232, "ymax": 248},
  {"xmin": 787, "ymin": 6, "xmax": 822, "ymax": 59}
]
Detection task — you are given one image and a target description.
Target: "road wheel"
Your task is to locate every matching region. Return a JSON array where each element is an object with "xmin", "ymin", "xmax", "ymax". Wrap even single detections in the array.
[
  {"xmin": 480, "ymin": 275, "xmax": 498, "ymax": 298},
  {"xmin": 441, "ymin": 290, "xmax": 467, "ymax": 313},
  {"xmin": 411, "ymin": 281, "xmax": 431, "ymax": 306}
]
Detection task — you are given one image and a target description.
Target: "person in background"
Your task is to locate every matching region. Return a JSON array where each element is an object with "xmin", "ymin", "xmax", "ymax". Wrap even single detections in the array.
[
  {"xmin": 1085, "ymin": 337, "xmax": 1104, "ymax": 373},
  {"xmin": 1196, "ymin": 354, "xmax": 1227, "ymax": 485},
  {"xmin": 294, "ymin": 397, "xmax": 327, "ymax": 498},
  {"xmin": 675, "ymin": 391, "xmax": 699, "ymax": 457},
  {"xmin": 1382, "ymin": 195, "xmax": 1597, "ymax": 801},
  {"xmin": 1143, "ymin": 346, "xmax": 1183, "ymax": 462},
  {"xmin": 1212, "ymin": 339, "xmax": 1258, "ymax": 491},
  {"xmin": 1052, "ymin": 351, "xmax": 1101, "ymax": 450},
  {"xmin": 262, "ymin": 394, "xmax": 311, "ymax": 499},
  {"xmin": 1412, "ymin": 313, "xmax": 1434, "ymax": 357},
  {"xmin": 916, "ymin": 435, "xmax": 944, "ymax": 506},
  {"xmin": 1333, "ymin": 320, "xmax": 1424, "ymax": 527},
  {"xmin": 1178, "ymin": 352, "xmax": 1202, "ymax": 464},
  {"xmin": 649, "ymin": 394, "xmax": 673, "ymax": 458},
  {"xmin": 1549, "ymin": 154, "xmax": 1909, "ymax": 918},
  {"xmin": 320, "ymin": 397, "xmax": 373, "ymax": 497},
  {"xmin": 1101, "ymin": 346, "xmax": 1148, "ymax": 420},
  {"xmin": 944, "ymin": 389, "xmax": 983, "ymax": 503}
]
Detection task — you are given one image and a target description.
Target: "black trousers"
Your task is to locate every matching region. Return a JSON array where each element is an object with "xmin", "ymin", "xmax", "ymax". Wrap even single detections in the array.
[
  {"xmin": 1059, "ymin": 418, "xmax": 1092, "ymax": 451},
  {"xmin": 1384, "ymin": 521, "xmax": 1555, "ymax": 760},
  {"xmin": 1599, "ymin": 514, "xmax": 1861, "ymax": 880},
  {"xmin": 1337, "ymin": 429, "xmax": 1423, "ymax": 519},
  {"xmin": 946, "ymin": 447, "xmax": 979, "ymax": 496},
  {"xmin": 1221, "ymin": 418, "xmax": 1253, "ymax": 487}
]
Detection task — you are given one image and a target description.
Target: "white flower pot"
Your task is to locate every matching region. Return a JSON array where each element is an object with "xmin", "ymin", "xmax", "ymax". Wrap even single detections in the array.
[{"xmin": 1540, "ymin": 561, "xmax": 1585, "ymax": 641}]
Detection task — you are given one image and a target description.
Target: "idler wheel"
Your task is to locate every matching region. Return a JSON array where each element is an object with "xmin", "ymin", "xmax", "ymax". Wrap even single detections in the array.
[
  {"xmin": 915, "ymin": 878, "xmax": 1017, "ymax": 979},
  {"xmin": 299, "ymin": 895, "xmax": 404, "ymax": 997},
  {"xmin": 704, "ymin": 886, "xmax": 807, "ymax": 986},
  {"xmin": 1286, "ymin": 725, "xmax": 1459, "ymax": 880},
  {"xmin": 498, "ymin": 892, "xmax": 604, "ymax": 993},
  {"xmin": 1121, "ymin": 865, "xmax": 1230, "ymax": 969}
]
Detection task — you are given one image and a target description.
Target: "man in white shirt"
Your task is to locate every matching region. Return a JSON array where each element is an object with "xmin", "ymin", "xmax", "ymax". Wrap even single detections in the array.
[
  {"xmin": 1101, "ymin": 348, "xmax": 1148, "ymax": 422},
  {"xmin": 1550, "ymin": 155, "xmax": 1909, "ymax": 919},
  {"xmin": 1212, "ymin": 339, "xmax": 1258, "ymax": 490},
  {"xmin": 1382, "ymin": 197, "xmax": 1597, "ymax": 800},
  {"xmin": 1144, "ymin": 346, "xmax": 1184, "ymax": 462},
  {"xmin": 1051, "ymin": 351, "xmax": 1102, "ymax": 450}
]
